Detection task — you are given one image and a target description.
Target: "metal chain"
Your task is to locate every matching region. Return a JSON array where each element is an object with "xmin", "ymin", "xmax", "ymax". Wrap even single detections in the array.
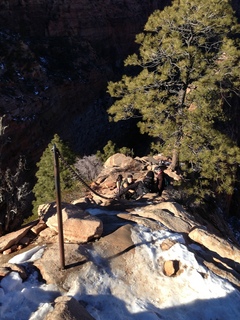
[{"xmin": 56, "ymin": 148, "xmax": 115, "ymax": 201}]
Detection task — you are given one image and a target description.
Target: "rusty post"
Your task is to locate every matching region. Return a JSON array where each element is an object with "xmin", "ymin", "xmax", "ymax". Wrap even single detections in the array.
[{"xmin": 53, "ymin": 144, "xmax": 65, "ymax": 269}]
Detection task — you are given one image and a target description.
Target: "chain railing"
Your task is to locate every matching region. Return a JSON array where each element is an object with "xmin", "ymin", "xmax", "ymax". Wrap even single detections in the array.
[{"xmin": 55, "ymin": 147, "xmax": 116, "ymax": 201}]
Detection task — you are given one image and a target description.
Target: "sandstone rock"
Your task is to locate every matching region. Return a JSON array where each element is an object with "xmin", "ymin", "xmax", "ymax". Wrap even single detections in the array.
[
  {"xmin": 101, "ymin": 179, "xmax": 116, "ymax": 189},
  {"xmin": 104, "ymin": 153, "xmax": 136, "ymax": 169},
  {"xmin": 35, "ymin": 223, "xmax": 135, "ymax": 291},
  {"xmin": 163, "ymin": 260, "xmax": 175, "ymax": 276},
  {"xmin": 160, "ymin": 239, "xmax": 176, "ymax": 251},
  {"xmin": 2, "ymin": 263, "xmax": 27, "ymax": 280},
  {"xmin": 45, "ymin": 295, "xmax": 95, "ymax": 320},
  {"xmin": 38, "ymin": 203, "xmax": 52, "ymax": 218},
  {"xmin": 63, "ymin": 216, "xmax": 103, "ymax": 243},
  {"xmin": 163, "ymin": 168, "xmax": 182, "ymax": 181},
  {"xmin": 91, "ymin": 194, "xmax": 114, "ymax": 207},
  {"xmin": 0, "ymin": 267, "xmax": 11, "ymax": 278},
  {"xmin": 38, "ymin": 202, "xmax": 103, "ymax": 243},
  {"xmin": 163, "ymin": 260, "xmax": 181, "ymax": 277},
  {"xmin": 117, "ymin": 212, "xmax": 165, "ymax": 231},
  {"xmin": 31, "ymin": 220, "xmax": 47, "ymax": 235},
  {"xmin": 33, "ymin": 243, "xmax": 88, "ymax": 287},
  {"xmin": 156, "ymin": 202, "xmax": 189, "ymax": 219},
  {"xmin": 203, "ymin": 260, "xmax": 240, "ymax": 289},
  {"xmin": 188, "ymin": 227, "xmax": 240, "ymax": 264},
  {"xmin": 0, "ymin": 224, "xmax": 33, "ymax": 253},
  {"xmin": 38, "ymin": 227, "xmax": 58, "ymax": 243},
  {"xmin": 39, "ymin": 202, "xmax": 85, "ymax": 230},
  {"xmin": 134, "ymin": 202, "xmax": 195, "ymax": 233},
  {"xmin": 134, "ymin": 155, "xmax": 158, "ymax": 166}
]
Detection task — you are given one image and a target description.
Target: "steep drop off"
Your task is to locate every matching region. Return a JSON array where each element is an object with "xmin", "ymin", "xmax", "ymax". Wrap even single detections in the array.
[
  {"xmin": 0, "ymin": 0, "xmax": 171, "ymax": 171},
  {"xmin": 0, "ymin": 0, "xmax": 240, "ymax": 223}
]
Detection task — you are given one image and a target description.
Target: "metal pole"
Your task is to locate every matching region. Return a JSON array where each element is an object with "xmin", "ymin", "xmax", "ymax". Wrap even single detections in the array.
[{"xmin": 53, "ymin": 144, "xmax": 65, "ymax": 269}]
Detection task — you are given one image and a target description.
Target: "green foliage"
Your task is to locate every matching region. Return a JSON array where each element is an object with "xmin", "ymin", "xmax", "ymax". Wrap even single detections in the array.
[
  {"xmin": 107, "ymin": 0, "xmax": 240, "ymax": 204},
  {"xmin": 96, "ymin": 140, "xmax": 116, "ymax": 162},
  {"xmin": 32, "ymin": 134, "xmax": 77, "ymax": 217},
  {"xmin": 118, "ymin": 146, "xmax": 134, "ymax": 158},
  {"xmin": 96, "ymin": 140, "xmax": 134, "ymax": 162}
]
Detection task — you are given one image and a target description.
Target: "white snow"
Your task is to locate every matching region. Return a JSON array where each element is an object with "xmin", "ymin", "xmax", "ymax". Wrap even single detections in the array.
[
  {"xmin": 8, "ymin": 245, "xmax": 46, "ymax": 264},
  {"xmin": 0, "ymin": 209, "xmax": 240, "ymax": 320}
]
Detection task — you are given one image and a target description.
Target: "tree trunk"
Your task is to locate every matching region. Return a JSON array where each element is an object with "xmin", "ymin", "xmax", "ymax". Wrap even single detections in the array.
[{"xmin": 169, "ymin": 149, "xmax": 179, "ymax": 171}]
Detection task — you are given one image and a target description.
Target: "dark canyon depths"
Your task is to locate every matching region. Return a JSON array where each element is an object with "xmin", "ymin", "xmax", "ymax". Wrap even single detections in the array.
[
  {"xmin": 0, "ymin": 0, "xmax": 173, "ymax": 170},
  {"xmin": 0, "ymin": 1, "xmax": 240, "ymax": 218}
]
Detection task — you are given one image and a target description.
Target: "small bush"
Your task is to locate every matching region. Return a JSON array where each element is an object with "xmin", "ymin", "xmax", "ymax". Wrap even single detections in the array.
[{"xmin": 74, "ymin": 155, "xmax": 103, "ymax": 181}]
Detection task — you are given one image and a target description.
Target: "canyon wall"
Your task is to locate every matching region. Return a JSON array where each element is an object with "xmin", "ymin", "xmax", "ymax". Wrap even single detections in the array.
[
  {"xmin": 0, "ymin": 0, "xmax": 239, "ymax": 167},
  {"xmin": 0, "ymin": 0, "xmax": 170, "ymax": 171}
]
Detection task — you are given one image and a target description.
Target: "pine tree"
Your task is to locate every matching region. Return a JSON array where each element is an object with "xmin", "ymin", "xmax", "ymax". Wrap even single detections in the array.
[
  {"xmin": 32, "ymin": 134, "xmax": 76, "ymax": 215},
  {"xmin": 96, "ymin": 140, "xmax": 134, "ymax": 162},
  {"xmin": 107, "ymin": 0, "xmax": 240, "ymax": 203}
]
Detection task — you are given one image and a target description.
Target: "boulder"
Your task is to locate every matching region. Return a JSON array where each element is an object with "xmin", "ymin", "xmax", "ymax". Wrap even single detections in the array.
[
  {"xmin": 63, "ymin": 216, "xmax": 103, "ymax": 243},
  {"xmin": 34, "ymin": 224, "xmax": 135, "ymax": 290},
  {"xmin": 203, "ymin": 260, "xmax": 240, "ymax": 289},
  {"xmin": 134, "ymin": 202, "xmax": 196, "ymax": 233},
  {"xmin": 0, "ymin": 224, "xmax": 33, "ymax": 253},
  {"xmin": 38, "ymin": 202, "xmax": 103, "ymax": 243},
  {"xmin": 104, "ymin": 153, "xmax": 136, "ymax": 169},
  {"xmin": 188, "ymin": 227, "xmax": 240, "ymax": 264},
  {"xmin": 163, "ymin": 260, "xmax": 181, "ymax": 277},
  {"xmin": 45, "ymin": 296, "xmax": 95, "ymax": 320},
  {"xmin": 38, "ymin": 228, "xmax": 58, "ymax": 243},
  {"xmin": 163, "ymin": 168, "xmax": 182, "ymax": 181}
]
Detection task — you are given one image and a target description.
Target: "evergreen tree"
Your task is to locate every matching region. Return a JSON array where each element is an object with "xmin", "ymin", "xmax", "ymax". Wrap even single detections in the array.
[
  {"xmin": 96, "ymin": 140, "xmax": 134, "ymax": 162},
  {"xmin": 32, "ymin": 134, "xmax": 76, "ymax": 215},
  {"xmin": 107, "ymin": 0, "xmax": 240, "ymax": 203},
  {"xmin": 96, "ymin": 140, "xmax": 117, "ymax": 162}
]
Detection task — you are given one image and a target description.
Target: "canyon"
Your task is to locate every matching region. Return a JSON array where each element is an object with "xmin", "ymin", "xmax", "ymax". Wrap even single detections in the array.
[
  {"xmin": 0, "ymin": 0, "xmax": 172, "ymax": 171},
  {"xmin": 0, "ymin": 0, "xmax": 240, "ymax": 225}
]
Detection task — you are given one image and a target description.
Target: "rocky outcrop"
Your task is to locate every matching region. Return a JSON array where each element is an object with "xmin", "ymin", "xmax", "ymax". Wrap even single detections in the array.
[
  {"xmin": 39, "ymin": 202, "xmax": 103, "ymax": 243},
  {"xmin": 1, "ymin": 0, "xmax": 240, "ymax": 232},
  {"xmin": 189, "ymin": 227, "xmax": 240, "ymax": 265},
  {"xmin": 123, "ymin": 201, "xmax": 196, "ymax": 234},
  {"xmin": 0, "ymin": 201, "xmax": 103, "ymax": 255},
  {"xmin": 0, "ymin": 152, "xmax": 240, "ymax": 318},
  {"xmin": 0, "ymin": 1, "xmax": 173, "ymax": 231},
  {"xmin": 0, "ymin": 222, "xmax": 36, "ymax": 253},
  {"xmin": 0, "ymin": 207, "xmax": 240, "ymax": 318},
  {"xmin": 104, "ymin": 153, "xmax": 138, "ymax": 169}
]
